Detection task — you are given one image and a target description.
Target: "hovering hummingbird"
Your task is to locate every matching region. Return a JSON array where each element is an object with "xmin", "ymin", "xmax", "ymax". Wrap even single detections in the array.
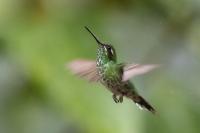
[{"xmin": 68, "ymin": 27, "xmax": 159, "ymax": 114}]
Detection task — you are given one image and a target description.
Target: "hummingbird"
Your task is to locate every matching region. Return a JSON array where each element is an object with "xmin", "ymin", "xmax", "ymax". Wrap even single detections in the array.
[{"xmin": 68, "ymin": 26, "xmax": 159, "ymax": 114}]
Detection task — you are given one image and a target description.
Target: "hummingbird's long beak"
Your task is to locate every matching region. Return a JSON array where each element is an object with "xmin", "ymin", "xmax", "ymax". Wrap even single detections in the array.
[{"xmin": 84, "ymin": 26, "xmax": 104, "ymax": 46}]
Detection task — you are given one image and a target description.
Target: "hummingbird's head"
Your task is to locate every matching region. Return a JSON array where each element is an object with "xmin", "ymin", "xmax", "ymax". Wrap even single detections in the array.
[
  {"xmin": 85, "ymin": 26, "xmax": 117, "ymax": 64},
  {"xmin": 100, "ymin": 44, "xmax": 116, "ymax": 61}
]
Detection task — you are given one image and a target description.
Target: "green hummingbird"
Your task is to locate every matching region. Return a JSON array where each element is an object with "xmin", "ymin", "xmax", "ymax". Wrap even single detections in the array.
[{"xmin": 68, "ymin": 26, "xmax": 159, "ymax": 114}]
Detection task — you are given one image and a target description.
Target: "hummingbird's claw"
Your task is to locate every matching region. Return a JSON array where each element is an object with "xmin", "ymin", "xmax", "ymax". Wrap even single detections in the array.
[
  {"xmin": 112, "ymin": 94, "xmax": 119, "ymax": 103},
  {"xmin": 119, "ymin": 95, "xmax": 123, "ymax": 103},
  {"xmin": 112, "ymin": 94, "xmax": 124, "ymax": 103}
]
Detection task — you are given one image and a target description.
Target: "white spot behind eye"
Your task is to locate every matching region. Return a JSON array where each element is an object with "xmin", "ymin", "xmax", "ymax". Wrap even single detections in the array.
[
  {"xmin": 110, "ymin": 48, "xmax": 114, "ymax": 55},
  {"xmin": 104, "ymin": 46, "xmax": 107, "ymax": 51},
  {"xmin": 104, "ymin": 46, "xmax": 107, "ymax": 55}
]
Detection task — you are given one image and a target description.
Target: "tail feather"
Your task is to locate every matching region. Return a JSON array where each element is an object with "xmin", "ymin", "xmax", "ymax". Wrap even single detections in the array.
[{"xmin": 132, "ymin": 95, "xmax": 156, "ymax": 114}]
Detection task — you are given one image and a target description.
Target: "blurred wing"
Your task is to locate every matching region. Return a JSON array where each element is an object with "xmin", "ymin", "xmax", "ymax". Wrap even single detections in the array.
[
  {"xmin": 67, "ymin": 59, "xmax": 100, "ymax": 82},
  {"xmin": 123, "ymin": 63, "xmax": 160, "ymax": 81}
]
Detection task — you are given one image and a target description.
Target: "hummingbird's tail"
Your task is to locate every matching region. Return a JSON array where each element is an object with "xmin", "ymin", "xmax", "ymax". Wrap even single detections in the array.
[{"xmin": 131, "ymin": 95, "xmax": 156, "ymax": 114}]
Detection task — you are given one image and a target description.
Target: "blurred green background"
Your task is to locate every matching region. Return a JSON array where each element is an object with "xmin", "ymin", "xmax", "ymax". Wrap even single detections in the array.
[{"xmin": 0, "ymin": 0, "xmax": 200, "ymax": 133}]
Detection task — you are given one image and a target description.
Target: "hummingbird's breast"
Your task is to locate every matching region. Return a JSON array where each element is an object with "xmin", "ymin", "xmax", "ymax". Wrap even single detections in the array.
[{"xmin": 97, "ymin": 62, "xmax": 129, "ymax": 95}]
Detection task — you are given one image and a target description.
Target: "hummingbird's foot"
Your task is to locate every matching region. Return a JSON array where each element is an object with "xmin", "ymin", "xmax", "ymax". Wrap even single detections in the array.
[
  {"xmin": 112, "ymin": 94, "xmax": 119, "ymax": 103},
  {"xmin": 119, "ymin": 95, "xmax": 123, "ymax": 103}
]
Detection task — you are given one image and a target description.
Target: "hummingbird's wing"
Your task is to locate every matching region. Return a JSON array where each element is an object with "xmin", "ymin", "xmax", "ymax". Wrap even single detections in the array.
[
  {"xmin": 67, "ymin": 59, "xmax": 100, "ymax": 82},
  {"xmin": 123, "ymin": 63, "xmax": 160, "ymax": 81}
]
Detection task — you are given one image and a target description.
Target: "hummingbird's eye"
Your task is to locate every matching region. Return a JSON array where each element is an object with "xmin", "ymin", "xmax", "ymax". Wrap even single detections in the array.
[
  {"xmin": 104, "ymin": 45, "xmax": 115, "ymax": 57},
  {"xmin": 107, "ymin": 46, "xmax": 114, "ymax": 56}
]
